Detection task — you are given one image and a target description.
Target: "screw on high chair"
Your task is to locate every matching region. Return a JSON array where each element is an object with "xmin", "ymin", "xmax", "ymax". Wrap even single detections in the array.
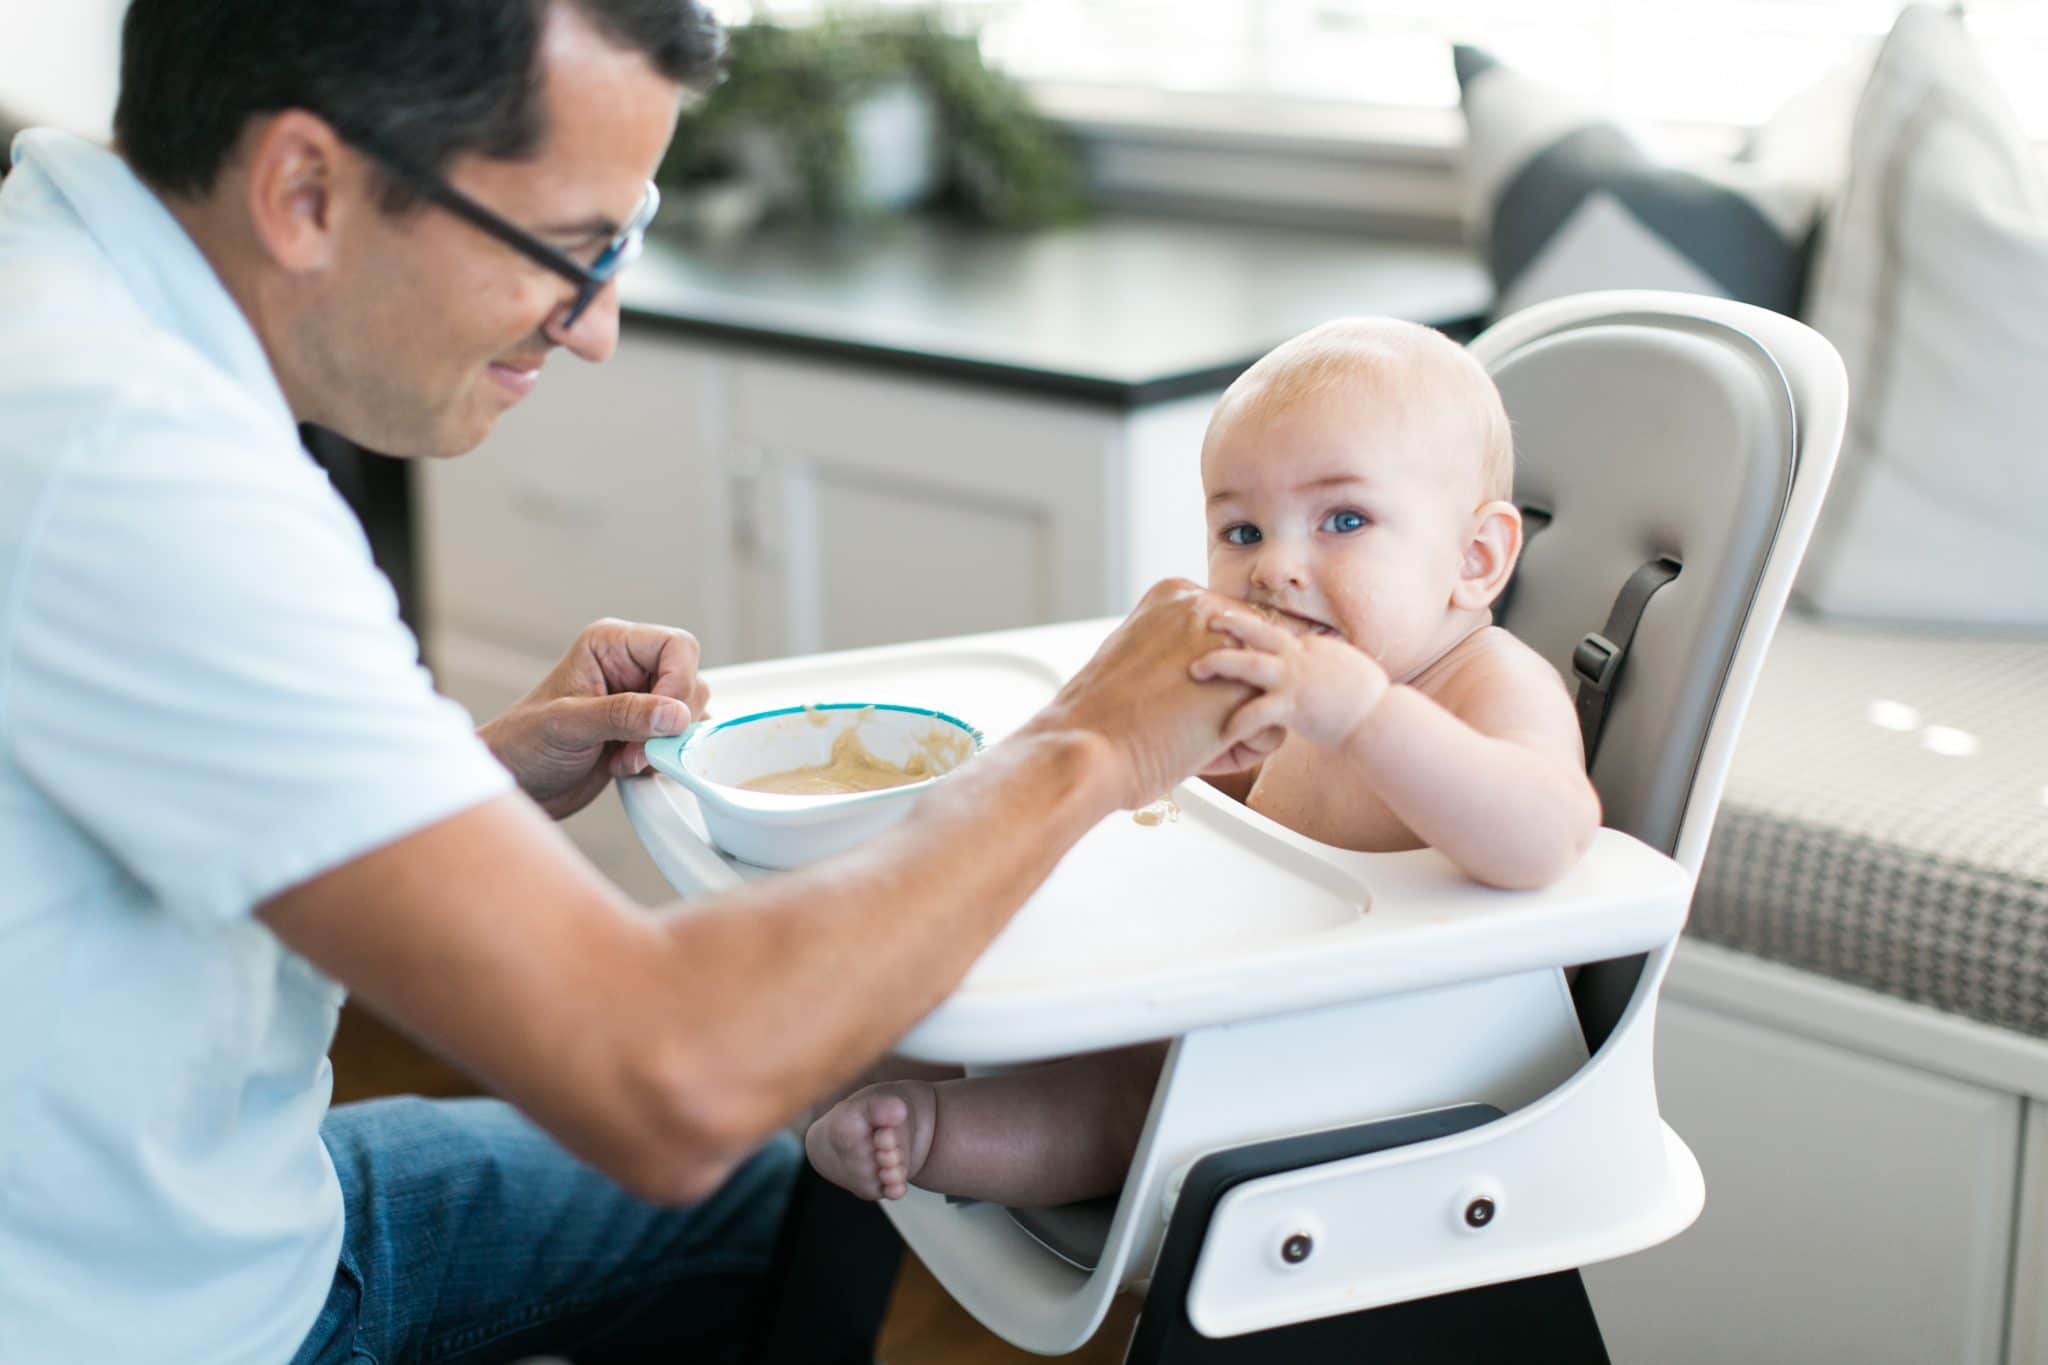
[{"xmin": 623, "ymin": 290, "xmax": 1848, "ymax": 1363}]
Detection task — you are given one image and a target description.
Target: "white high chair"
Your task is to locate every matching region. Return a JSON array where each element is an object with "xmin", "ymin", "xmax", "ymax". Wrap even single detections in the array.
[{"xmin": 620, "ymin": 291, "xmax": 1847, "ymax": 1362}]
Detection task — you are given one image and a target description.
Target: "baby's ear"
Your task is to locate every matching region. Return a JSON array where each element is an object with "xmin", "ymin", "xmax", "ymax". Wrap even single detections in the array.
[{"xmin": 1453, "ymin": 501, "xmax": 1523, "ymax": 612}]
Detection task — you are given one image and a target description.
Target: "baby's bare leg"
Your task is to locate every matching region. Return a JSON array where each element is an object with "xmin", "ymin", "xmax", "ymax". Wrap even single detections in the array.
[
  {"xmin": 806, "ymin": 1044, "xmax": 1166, "ymax": 1207},
  {"xmin": 801, "ymin": 1056, "xmax": 962, "ymax": 1128}
]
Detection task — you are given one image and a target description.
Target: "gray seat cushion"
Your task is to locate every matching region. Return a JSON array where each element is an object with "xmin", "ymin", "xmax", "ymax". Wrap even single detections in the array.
[{"xmin": 1691, "ymin": 611, "xmax": 2048, "ymax": 1035}]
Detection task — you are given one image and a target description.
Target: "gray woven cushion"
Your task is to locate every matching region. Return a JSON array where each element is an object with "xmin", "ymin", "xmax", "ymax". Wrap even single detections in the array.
[{"xmin": 1691, "ymin": 611, "xmax": 2048, "ymax": 1035}]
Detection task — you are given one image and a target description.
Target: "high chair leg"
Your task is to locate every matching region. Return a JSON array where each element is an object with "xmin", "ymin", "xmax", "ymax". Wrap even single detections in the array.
[
  {"xmin": 1121, "ymin": 1106, "xmax": 1610, "ymax": 1363},
  {"xmin": 748, "ymin": 1163, "xmax": 903, "ymax": 1365}
]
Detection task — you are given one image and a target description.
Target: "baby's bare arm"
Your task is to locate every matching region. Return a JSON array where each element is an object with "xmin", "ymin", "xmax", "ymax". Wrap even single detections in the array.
[{"xmin": 1340, "ymin": 646, "xmax": 1599, "ymax": 888}]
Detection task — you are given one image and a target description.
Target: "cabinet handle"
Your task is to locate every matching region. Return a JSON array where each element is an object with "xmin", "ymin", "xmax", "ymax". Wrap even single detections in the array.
[
  {"xmin": 731, "ymin": 471, "xmax": 782, "ymax": 566},
  {"xmin": 508, "ymin": 484, "xmax": 604, "ymax": 529}
]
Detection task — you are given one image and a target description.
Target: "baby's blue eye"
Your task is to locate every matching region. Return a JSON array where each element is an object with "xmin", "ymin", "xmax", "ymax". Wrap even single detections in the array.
[
  {"xmin": 1222, "ymin": 524, "xmax": 1262, "ymax": 546},
  {"xmin": 1321, "ymin": 509, "xmax": 1368, "ymax": 534}
]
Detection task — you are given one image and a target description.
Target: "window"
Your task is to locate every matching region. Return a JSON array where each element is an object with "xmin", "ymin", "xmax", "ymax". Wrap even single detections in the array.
[{"xmin": 713, "ymin": 1, "xmax": 2048, "ymax": 136}]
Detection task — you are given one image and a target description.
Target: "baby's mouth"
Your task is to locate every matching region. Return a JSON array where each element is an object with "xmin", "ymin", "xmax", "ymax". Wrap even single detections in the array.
[{"xmin": 1252, "ymin": 603, "xmax": 1340, "ymax": 639}]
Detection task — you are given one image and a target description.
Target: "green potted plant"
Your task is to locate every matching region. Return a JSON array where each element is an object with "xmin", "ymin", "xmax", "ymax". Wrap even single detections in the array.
[{"xmin": 658, "ymin": 12, "xmax": 1086, "ymax": 235}]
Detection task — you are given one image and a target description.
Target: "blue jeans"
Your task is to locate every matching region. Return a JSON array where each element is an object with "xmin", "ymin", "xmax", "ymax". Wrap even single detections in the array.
[{"xmin": 291, "ymin": 1096, "xmax": 800, "ymax": 1365}]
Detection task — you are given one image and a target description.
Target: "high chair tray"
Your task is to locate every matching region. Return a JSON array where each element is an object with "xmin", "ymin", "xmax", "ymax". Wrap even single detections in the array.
[{"xmin": 619, "ymin": 619, "xmax": 1693, "ymax": 1065}]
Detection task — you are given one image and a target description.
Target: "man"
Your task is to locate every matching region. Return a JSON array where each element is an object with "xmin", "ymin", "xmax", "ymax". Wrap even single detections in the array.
[{"xmin": 0, "ymin": 2, "xmax": 1273, "ymax": 1361}]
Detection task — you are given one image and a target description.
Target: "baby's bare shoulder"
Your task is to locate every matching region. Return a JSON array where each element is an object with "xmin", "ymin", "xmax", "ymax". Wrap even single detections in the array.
[{"xmin": 1418, "ymin": 627, "xmax": 1581, "ymax": 750}]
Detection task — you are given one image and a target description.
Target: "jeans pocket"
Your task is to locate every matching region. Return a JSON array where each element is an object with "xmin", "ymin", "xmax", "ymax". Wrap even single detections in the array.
[{"xmin": 291, "ymin": 1244, "xmax": 373, "ymax": 1365}]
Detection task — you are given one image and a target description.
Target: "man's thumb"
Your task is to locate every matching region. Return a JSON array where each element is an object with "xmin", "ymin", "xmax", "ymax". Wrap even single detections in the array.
[{"xmin": 570, "ymin": 692, "xmax": 691, "ymax": 741}]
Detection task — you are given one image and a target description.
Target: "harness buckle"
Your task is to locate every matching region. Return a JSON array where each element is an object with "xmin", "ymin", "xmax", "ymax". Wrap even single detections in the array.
[{"xmin": 1572, "ymin": 633, "xmax": 1622, "ymax": 692}]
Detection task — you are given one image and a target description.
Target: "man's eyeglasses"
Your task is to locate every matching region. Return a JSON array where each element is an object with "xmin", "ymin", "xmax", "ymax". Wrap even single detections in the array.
[{"xmin": 364, "ymin": 149, "xmax": 659, "ymax": 331}]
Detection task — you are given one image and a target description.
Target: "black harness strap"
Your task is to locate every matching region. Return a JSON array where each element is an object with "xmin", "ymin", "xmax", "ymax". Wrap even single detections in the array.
[{"xmin": 1572, "ymin": 556, "xmax": 1681, "ymax": 763}]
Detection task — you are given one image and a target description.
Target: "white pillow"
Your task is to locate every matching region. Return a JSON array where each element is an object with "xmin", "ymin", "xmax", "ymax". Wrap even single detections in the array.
[
  {"xmin": 1454, "ymin": 45, "xmax": 1864, "ymax": 321},
  {"xmin": 1796, "ymin": 4, "xmax": 2048, "ymax": 629}
]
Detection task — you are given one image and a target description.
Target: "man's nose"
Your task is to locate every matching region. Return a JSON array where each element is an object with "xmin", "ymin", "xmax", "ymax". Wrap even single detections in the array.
[{"xmin": 546, "ymin": 282, "xmax": 623, "ymax": 363}]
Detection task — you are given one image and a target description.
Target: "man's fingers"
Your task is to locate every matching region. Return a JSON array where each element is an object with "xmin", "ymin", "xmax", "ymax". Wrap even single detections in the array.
[
  {"xmin": 580, "ymin": 619, "xmax": 703, "ymax": 700},
  {"xmin": 549, "ymin": 692, "xmax": 692, "ymax": 748},
  {"xmin": 610, "ymin": 691, "xmax": 692, "ymax": 740},
  {"xmin": 1190, "ymin": 649, "xmax": 1285, "ymax": 691}
]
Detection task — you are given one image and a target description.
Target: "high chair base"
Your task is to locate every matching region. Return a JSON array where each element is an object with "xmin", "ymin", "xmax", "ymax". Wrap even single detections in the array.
[
  {"xmin": 1121, "ymin": 1107, "xmax": 1608, "ymax": 1363},
  {"xmin": 744, "ymin": 1114, "xmax": 1611, "ymax": 1365}
]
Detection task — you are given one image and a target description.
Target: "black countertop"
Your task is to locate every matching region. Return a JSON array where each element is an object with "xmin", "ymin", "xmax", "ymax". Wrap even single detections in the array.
[{"xmin": 621, "ymin": 214, "xmax": 1492, "ymax": 407}]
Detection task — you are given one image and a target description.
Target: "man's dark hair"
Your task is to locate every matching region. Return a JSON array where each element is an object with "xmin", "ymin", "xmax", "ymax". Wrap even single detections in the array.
[{"xmin": 114, "ymin": 0, "xmax": 723, "ymax": 201}]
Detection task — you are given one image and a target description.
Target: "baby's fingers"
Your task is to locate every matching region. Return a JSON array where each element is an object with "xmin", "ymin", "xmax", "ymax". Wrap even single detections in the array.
[
  {"xmin": 1191, "ymin": 648, "xmax": 1286, "ymax": 691},
  {"xmin": 1208, "ymin": 608, "xmax": 1292, "ymax": 654},
  {"xmin": 1222, "ymin": 693, "xmax": 1292, "ymax": 749}
]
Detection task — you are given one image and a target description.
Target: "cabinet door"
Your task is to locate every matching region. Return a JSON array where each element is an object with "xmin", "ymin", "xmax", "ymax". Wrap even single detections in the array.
[
  {"xmin": 420, "ymin": 333, "xmax": 736, "ymax": 659},
  {"xmin": 2006, "ymin": 1100, "xmax": 2048, "ymax": 1365},
  {"xmin": 726, "ymin": 353, "xmax": 1122, "ymax": 660},
  {"xmin": 1585, "ymin": 999, "xmax": 2018, "ymax": 1365}
]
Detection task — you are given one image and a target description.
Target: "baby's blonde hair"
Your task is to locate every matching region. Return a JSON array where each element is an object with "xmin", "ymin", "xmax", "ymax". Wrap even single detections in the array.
[{"xmin": 1214, "ymin": 317, "xmax": 1514, "ymax": 503}]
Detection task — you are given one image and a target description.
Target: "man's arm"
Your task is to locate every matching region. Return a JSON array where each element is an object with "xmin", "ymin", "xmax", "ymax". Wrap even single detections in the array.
[{"xmin": 261, "ymin": 581, "xmax": 1254, "ymax": 1204}]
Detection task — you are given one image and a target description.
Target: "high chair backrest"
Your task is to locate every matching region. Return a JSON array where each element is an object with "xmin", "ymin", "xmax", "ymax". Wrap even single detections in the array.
[{"xmin": 1471, "ymin": 293, "xmax": 1846, "ymax": 1047}]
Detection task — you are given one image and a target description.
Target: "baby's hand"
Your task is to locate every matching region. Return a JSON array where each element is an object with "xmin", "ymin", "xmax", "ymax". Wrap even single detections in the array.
[{"xmin": 1192, "ymin": 608, "xmax": 1390, "ymax": 753}]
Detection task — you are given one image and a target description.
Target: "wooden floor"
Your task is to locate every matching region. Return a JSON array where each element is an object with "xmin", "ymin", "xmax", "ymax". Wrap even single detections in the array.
[{"xmin": 331, "ymin": 1006, "xmax": 1138, "ymax": 1364}]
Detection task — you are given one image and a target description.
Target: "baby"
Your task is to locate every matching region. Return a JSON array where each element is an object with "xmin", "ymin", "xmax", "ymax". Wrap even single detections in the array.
[{"xmin": 805, "ymin": 318, "xmax": 1602, "ymax": 1209}]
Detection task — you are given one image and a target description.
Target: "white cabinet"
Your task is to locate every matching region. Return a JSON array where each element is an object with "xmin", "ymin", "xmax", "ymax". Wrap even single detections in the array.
[
  {"xmin": 722, "ymin": 352, "xmax": 1214, "ymax": 660},
  {"xmin": 2005, "ymin": 1100, "xmax": 2048, "ymax": 1365},
  {"xmin": 1586, "ymin": 997, "xmax": 2019, "ymax": 1365},
  {"xmin": 423, "ymin": 329, "xmax": 1216, "ymax": 671},
  {"xmin": 419, "ymin": 333, "xmax": 736, "ymax": 660}
]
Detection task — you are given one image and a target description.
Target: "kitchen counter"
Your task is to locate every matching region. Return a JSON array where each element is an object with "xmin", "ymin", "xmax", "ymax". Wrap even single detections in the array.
[{"xmin": 622, "ymin": 213, "xmax": 1491, "ymax": 406}]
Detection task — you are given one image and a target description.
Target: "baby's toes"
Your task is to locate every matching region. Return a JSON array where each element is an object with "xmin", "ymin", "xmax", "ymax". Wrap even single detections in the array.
[
  {"xmin": 827, "ymin": 1100, "xmax": 877, "ymax": 1152},
  {"xmin": 865, "ymin": 1092, "xmax": 910, "ymax": 1132},
  {"xmin": 805, "ymin": 1107, "xmax": 883, "ymax": 1200}
]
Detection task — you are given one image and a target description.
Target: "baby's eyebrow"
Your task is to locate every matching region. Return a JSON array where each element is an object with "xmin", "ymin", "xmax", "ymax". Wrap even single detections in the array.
[{"xmin": 1293, "ymin": 474, "xmax": 1372, "ymax": 492}]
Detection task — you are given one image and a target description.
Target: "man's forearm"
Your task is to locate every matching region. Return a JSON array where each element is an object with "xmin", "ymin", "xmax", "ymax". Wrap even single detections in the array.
[
  {"xmin": 265, "ymin": 581, "xmax": 1245, "ymax": 1203},
  {"xmin": 624, "ymin": 727, "xmax": 1122, "ymax": 1175}
]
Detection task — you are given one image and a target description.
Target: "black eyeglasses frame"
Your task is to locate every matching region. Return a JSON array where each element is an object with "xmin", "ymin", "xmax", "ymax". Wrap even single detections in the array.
[{"xmin": 360, "ymin": 147, "xmax": 659, "ymax": 331}]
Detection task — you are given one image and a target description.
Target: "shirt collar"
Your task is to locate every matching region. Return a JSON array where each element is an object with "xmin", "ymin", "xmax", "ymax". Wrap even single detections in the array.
[{"xmin": 9, "ymin": 129, "xmax": 295, "ymax": 431}]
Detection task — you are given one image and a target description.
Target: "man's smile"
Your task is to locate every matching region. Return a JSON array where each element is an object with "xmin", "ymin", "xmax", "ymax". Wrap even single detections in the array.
[{"xmin": 488, "ymin": 358, "xmax": 544, "ymax": 399}]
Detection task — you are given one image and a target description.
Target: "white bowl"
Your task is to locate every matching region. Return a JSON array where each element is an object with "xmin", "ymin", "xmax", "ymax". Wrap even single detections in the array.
[{"xmin": 643, "ymin": 702, "xmax": 983, "ymax": 869}]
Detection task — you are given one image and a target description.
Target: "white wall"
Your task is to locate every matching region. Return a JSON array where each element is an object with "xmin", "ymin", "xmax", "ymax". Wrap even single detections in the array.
[{"xmin": 0, "ymin": 1, "xmax": 126, "ymax": 139}]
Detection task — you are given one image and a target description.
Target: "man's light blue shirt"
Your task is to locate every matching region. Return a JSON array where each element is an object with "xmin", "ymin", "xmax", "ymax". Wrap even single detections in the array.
[{"xmin": 0, "ymin": 131, "xmax": 513, "ymax": 1362}]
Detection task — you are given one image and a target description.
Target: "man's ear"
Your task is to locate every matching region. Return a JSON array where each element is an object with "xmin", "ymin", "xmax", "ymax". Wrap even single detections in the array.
[
  {"xmin": 239, "ymin": 110, "xmax": 358, "ymax": 274},
  {"xmin": 1452, "ymin": 499, "xmax": 1523, "ymax": 613}
]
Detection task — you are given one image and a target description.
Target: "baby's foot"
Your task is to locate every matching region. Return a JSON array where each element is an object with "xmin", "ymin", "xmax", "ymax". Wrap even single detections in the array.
[{"xmin": 805, "ymin": 1081, "xmax": 938, "ymax": 1201}]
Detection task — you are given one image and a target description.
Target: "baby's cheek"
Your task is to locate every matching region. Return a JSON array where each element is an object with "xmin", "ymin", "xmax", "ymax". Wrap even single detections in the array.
[{"xmin": 1204, "ymin": 557, "xmax": 1251, "ymax": 601}]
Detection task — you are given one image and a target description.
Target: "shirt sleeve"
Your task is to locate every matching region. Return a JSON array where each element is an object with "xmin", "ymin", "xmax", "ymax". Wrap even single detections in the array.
[{"xmin": 4, "ymin": 404, "xmax": 514, "ymax": 925}]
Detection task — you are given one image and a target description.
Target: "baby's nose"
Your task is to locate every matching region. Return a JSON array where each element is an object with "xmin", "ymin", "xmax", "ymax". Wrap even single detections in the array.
[{"xmin": 1251, "ymin": 544, "xmax": 1307, "ymax": 589}]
